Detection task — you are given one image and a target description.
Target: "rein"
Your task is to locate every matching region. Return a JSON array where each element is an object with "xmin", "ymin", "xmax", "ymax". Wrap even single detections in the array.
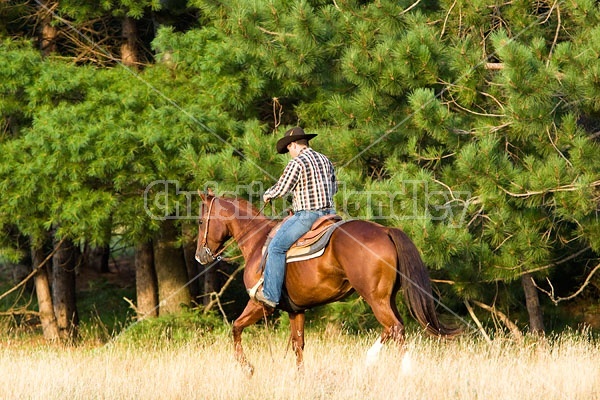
[{"xmin": 197, "ymin": 197, "xmax": 269, "ymax": 264}]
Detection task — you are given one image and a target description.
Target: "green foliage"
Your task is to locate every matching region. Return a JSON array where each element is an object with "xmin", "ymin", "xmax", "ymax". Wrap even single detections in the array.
[{"xmin": 1, "ymin": 0, "xmax": 599, "ymax": 333}]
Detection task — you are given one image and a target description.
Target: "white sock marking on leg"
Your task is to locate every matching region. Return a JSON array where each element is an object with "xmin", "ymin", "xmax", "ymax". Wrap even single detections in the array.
[
  {"xmin": 401, "ymin": 351, "xmax": 412, "ymax": 374},
  {"xmin": 365, "ymin": 337, "xmax": 383, "ymax": 367}
]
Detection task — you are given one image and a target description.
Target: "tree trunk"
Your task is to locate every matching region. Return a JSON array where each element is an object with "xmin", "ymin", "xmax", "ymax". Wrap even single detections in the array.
[
  {"xmin": 31, "ymin": 244, "xmax": 60, "ymax": 341},
  {"xmin": 521, "ymin": 273, "xmax": 545, "ymax": 335},
  {"xmin": 84, "ymin": 244, "xmax": 110, "ymax": 273},
  {"xmin": 39, "ymin": 1, "xmax": 58, "ymax": 56},
  {"xmin": 182, "ymin": 223, "xmax": 201, "ymax": 303},
  {"xmin": 52, "ymin": 237, "xmax": 79, "ymax": 341},
  {"xmin": 83, "ymin": 219, "xmax": 112, "ymax": 273},
  {"xmin": 121, "ymin": 16, "xmax": 138, "ymax": 68},
  {"xmin": 134, "ymin": 240, "xmax": 158, "ymax": 319},
  {"xmin": 154, "ymin": 220, "xmax": 191, "ymax": 314}
]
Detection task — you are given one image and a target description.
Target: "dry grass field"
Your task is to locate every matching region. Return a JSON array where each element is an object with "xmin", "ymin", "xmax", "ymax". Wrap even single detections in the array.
[{"xmin": 0, "ymin": 328, "xmax": 598, "ymax": 400}]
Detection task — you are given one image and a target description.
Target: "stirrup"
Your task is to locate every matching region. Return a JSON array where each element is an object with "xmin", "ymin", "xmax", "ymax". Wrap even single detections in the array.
[{"xmin": 247, "ymin": 277, "xmax": 264, "ymax": 300}]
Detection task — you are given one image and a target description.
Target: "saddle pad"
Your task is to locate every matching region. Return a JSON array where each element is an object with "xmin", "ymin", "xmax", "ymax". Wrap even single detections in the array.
[
  {"xmin": 259, "ymin": 217, "xmax": 346, "ymax": 271},
  {"xmin": 286, "ymin": 220, "xmax": 346, "ymax": 262}
]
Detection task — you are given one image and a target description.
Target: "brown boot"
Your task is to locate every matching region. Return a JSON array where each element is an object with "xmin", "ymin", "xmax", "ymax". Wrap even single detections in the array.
[{"xmin": 254, "ymin": 289, "xmax": 277, "ymax": 309}]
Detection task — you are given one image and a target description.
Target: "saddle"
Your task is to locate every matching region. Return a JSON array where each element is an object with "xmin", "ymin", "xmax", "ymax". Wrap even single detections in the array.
[
  {"xmin": 261, "ymin": 214, "xmax": 345, "ymax": 265},
  {"xmin": 251, "ymin": 214, "xmax": 347, "ymax": 313}
]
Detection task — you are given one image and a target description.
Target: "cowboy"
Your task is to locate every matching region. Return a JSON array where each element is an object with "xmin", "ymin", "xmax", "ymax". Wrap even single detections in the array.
[{"xmin": 255, "ymin": 127, "xmax": 338, "ymax": 308}]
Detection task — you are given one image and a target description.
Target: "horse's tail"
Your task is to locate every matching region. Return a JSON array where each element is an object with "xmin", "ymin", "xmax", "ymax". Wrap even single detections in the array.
[{"xmin": 388, "ymin": 228, "xmax": 460, "ymax": 337}]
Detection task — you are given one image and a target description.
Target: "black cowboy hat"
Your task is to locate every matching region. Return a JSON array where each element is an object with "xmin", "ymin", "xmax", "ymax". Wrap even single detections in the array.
[{"xmin": 276, "ymin": 127, "xmax": 317, "ymax": 154}]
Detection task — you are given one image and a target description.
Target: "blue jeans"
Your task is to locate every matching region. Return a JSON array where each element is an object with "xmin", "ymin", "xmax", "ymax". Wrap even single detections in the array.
[{"xmin": 263, "ymin": 209, "xmax": 335, "ymax": 304}]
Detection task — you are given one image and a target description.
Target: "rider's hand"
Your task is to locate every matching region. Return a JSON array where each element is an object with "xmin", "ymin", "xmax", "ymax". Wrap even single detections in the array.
[{"xmin": 263, "ymin": 194, "xmax": 271, "ymax": 203}]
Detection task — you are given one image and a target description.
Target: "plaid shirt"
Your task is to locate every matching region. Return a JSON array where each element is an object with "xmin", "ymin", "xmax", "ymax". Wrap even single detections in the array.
[{"xmin": 264, "ymin": 148, "xmax": 337, "ymax": 212}]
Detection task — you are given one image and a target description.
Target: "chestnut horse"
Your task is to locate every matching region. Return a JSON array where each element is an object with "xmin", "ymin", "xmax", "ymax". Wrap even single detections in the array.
[{"xmin": 195, "ymin": 193, "xmax": 458, "ymax": 375}]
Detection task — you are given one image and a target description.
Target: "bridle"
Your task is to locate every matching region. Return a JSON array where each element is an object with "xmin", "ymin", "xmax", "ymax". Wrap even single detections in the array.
[
  {"xmin": 196, "ymin": 196, "xmax": 220, "ymax": 265},
  {"xmin": 196, "ymin": 195, "xmax": 269, "ymax": 265}
]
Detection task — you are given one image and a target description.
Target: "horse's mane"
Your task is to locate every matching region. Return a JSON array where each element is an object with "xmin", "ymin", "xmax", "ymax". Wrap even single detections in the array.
[{"xmin": 217, "ymin": 195, "xmax": 264, "ymax": 218}]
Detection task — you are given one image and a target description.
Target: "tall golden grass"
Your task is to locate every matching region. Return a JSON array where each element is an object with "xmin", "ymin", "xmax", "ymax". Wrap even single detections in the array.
[{"xmin": 0, "ymin": 329, "xmax": 598, "ymax": 399}]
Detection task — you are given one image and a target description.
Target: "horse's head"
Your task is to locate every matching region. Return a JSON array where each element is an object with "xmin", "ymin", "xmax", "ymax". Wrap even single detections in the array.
[{"xmin": 195, "ymin": 191, "xmax": 232, "ymax": 265}]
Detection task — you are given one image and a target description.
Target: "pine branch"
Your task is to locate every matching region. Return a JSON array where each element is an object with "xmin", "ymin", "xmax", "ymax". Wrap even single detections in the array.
[
  {"xmin": 438, "ymin": 80, "xmax": 505, "ymax": 116},
  {"xmin": 431, "ymin": 279, "xmax": 456, "ymax": 284},
  {"xmin": 444, "ymin": 95, "xmax": 505, "ymax": 117},
  {"xmin": 498, "ymin": 180, "xmax": 600, "ymax": 198},
  {"xmin": 257, "ymin": 26, "xmax": 295, "ymax": 37},
  {"xmin": 467, "ymin": 205, "xmax": 490, "ymax": 228},
  {"xmin": 416, "ymin": 152, "xmax": 456, "ymax": 162},
  {"xmin": 546, "ymin": 1, "xmax": 561, "ymax": 65},
  {"xmin": 439, "ymin": 0, "xmax": 457, "ymax": 39},
  {"xmin": 485, "ymin": 62, "xmax": 504, "ymax": 70},
  {"xmin": 532, "ymin": 262, "xmax": 600, "ymax": 305},
  {"xmin": 399, "ymin": 0, "xmax": 424, "ymax": 16},
  {"xmin": 490, "ymin": 247, "xmax": 591, "ymax": 274},
  {"xmin": 485, "ymin": 62, "xmax": 566, "ymax": 80},
  {"xmin": 272, "ymin": 97, "xmax": 283, "ymax": 129},
  {"xmin": 489, "ymin": 122, "xmax": 513, "ymax": 133},
  {"xmin": 432, "ymin": 178, "xmax": 473, "ymax": 206},
  {"xmin": 547, "ymin": 125, "xmax": 572, "ymax": 167}
]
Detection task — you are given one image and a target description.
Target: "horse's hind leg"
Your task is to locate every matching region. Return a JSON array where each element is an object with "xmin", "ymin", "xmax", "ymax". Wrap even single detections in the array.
[
  {"xmin": 232, "ymin": 301, "xmax": 272, "ymax": 376},
  {"xmin": 288, "ymin": 312, "xmax": 306, "ymax": 371},
  {"xmin": 387, "ymin": 297, "xmax": 406, "ymax": 344},
  {"xmin": 365, "ymin": 298, "xmax": 406, "ymax": 366}
]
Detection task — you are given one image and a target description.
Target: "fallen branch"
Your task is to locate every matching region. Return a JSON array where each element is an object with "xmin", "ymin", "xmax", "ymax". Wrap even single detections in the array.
[
  {"xmin": 464, "ymin": 300, "xmax": 492, "ymax": 344},
  {"xmin": 204, "ymin": 264, "xmax": 245, "ymax": 315},
  {"xmin": 472, "ymin": 300, "xmax": 523, "ymax": 342},
  {"xmin": 123, "ymin": 297, "xmax": 139, "ymax": 316},
  {"xmin": 0, "ymin": 309, "xmax": 40, "ymax": 317}
]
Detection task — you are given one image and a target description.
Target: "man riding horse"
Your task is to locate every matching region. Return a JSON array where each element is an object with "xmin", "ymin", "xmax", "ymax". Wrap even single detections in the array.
[
  {"xmin": 195, "ymin": 128, "xmax": 459, "ymax": 375},
  {"xmin": 255, "ymin": 127, "xmax": 338, "ymax": 308}
]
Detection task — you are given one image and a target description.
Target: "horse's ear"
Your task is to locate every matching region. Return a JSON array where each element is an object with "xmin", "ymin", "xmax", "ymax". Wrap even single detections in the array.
[{"xmin": 198, "ymin": 188, "xmax": 215, "ymax": 202}]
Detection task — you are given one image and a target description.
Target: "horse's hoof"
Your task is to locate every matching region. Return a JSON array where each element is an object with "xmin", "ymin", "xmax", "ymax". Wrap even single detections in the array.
[{"xmin": 239, "ymin": 362, "xmax": 254, "ymax": 377}]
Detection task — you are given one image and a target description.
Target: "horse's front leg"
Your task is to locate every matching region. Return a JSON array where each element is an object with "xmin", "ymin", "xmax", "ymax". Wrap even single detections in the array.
[
  {"xmin": 288, "ymin": 312, "xmax": 306, "ymax": 371},
  {"xmin": 232, "ymin": 300, "xmax": 271, "ymax": 377}
]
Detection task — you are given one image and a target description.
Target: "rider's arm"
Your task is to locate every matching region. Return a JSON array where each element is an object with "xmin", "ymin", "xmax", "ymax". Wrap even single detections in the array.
[{"xmin": 263, "ymin": 159, "xmax": 302, "ymax": 202}]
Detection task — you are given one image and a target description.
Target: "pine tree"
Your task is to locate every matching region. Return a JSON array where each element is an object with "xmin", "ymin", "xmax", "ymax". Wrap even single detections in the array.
[
  {"xmin": 171, "ymin": 0, "xmax": 600, "ymax": 333},
  {"xmin": 1, "ymin": 0, "xmax": 599, "ymax": 335}
]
